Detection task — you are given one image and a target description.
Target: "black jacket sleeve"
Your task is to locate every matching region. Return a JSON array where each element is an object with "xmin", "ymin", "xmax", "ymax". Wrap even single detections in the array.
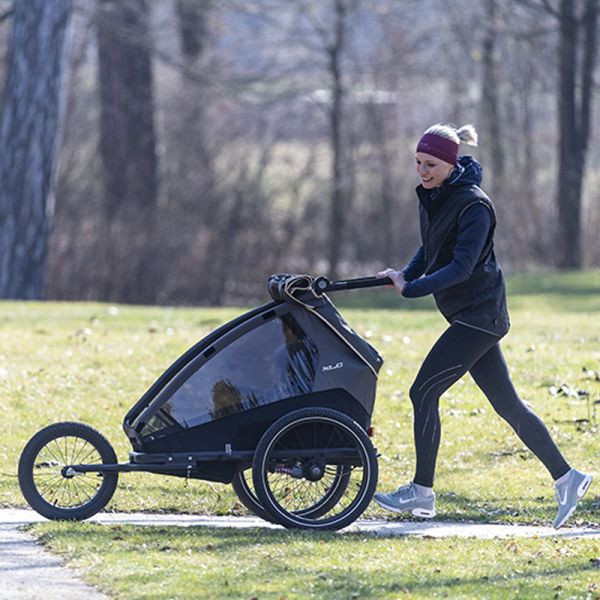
[{"xmin": 401, "ymin": 246, "xmax": 426, "ymax": 282}]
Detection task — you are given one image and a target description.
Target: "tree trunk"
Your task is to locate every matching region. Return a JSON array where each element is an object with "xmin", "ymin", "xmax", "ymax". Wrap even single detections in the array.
[
  {"xmin": 328, "ymin": 0, "xmax": 347, "ymax": 280},
  {"xmin": 555, "ymin": 0, "xmax": 598, "ymax": 268},
  {"xmin": 175, "ymin": 0, "xmax": 211, "ymax": 60},
  {"xmin": 519, "ymin": 75, "xmax": 541, "ymax": 261},
  {"xmin": 480, "ymin": 0, "xmax": 505, "ymax": 195},
  {"xmin": 0, "ymin": 0, "xmax": 73, "ymax": 299},
  {"xmin": 96, "ymin": 0, "xmax": 159, "ymax": 302},
  {"xmin": 580, "ymin": 0, "xmax": 598, "ymax": 159},
  {"xmin": 366, "ymin": 104, "xmax": 395, "ymax": 265},
  {"xmin": 556, "ymin": 0, "xmax": 582, "ymax": 268}
]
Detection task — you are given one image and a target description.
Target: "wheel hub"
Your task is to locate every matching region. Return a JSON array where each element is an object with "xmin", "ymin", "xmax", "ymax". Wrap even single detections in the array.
[
  {"xmin": 61, "ymin": 466, "xmax": 74, "ymax": 478},
  {"xmin": 305, "ymin": 464, "xmax": 324, "ymax": 482},
  {"xmin": 60, "ymin": 466, "xmax": 82, "ymax": 478}
]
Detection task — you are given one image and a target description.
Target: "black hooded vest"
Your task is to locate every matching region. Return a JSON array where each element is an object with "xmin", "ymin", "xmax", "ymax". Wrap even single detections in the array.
[{"xmin": 416, "ymin": 178, "xmax": 510, "ymax": 337}]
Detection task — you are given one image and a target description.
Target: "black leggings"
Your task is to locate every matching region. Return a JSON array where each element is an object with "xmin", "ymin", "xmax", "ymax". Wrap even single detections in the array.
[{"xmin": 410, "ymin": 322, "xmax": 570, "ymax": 487}]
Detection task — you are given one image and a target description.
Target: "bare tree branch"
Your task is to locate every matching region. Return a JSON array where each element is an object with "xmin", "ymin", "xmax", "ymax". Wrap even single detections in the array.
[
  {"xmin": 540, "ymin": 0, "xmax": 561, "ymax": 18},
  {"xmin": 511, "ymin": 0, "xmax": 560, "ymax": 19},
  {"xmin": 297, "ymin": 1, "xmax": 331, "ymax": 50},
  {"xmin": 512, "ymin": 0, "xmax": 590, "ymax": 23},
  {"xmin": 0, "ymin": 8, "xmax": 13, "ymax": 23},
  {"xmin": 80, "ymin": 2, "xmax": 310, "ymax": 102}
]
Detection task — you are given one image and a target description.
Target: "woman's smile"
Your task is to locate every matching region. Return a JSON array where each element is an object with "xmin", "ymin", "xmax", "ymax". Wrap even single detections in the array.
[{"xmin": 415, "ymin": 152, "xmax": 454, "ymax": 188}]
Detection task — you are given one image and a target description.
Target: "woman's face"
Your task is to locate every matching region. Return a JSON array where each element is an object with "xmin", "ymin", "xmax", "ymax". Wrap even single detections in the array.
[{"xmin": 415, "ymin": 152, "xmax": 454, "ymax": 189}]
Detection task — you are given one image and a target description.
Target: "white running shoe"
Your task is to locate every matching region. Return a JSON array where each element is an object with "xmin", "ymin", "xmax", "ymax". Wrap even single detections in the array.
[
  {"xmin": 553, "ymin": 469, "xmax": 592, "ymax": 529},
  {"xmin": 373, "ymin": 482, "xmax": 436, "ymax": 518}
]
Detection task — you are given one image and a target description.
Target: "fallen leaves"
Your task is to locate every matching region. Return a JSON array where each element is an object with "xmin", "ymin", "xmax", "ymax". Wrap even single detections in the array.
[
  {"xmin": 548, "ymin": 384, "xmax": 588, "ymax": 399},
  {"xmin": 582, "ymin": 366, "xmax": 600, "ymax": 382}
]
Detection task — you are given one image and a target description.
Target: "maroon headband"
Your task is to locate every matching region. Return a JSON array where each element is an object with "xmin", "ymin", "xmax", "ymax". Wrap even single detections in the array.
[{"xmin": 416, "ymin": 132, "xmax": 458, "ymax": 165}]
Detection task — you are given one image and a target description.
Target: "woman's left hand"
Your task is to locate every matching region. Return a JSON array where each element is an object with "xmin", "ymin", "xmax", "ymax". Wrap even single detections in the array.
[{"xmin": 376, "ymin": 268, "xmax": 405, "ymax": 293}]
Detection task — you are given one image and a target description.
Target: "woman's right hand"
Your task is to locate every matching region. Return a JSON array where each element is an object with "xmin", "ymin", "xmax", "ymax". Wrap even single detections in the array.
[{"xmin": 376, "ymin": 268, "xmax": 406, "ymax": 293}]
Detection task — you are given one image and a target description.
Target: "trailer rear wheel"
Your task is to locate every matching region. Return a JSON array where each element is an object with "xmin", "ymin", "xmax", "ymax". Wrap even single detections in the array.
[
  {"xmin": 231, "ymin": 467, "xmax": 275, "ymax": 522},
  {"xmin": 233, "ymin": 460, "xmax": 351, "ymax": 523},
  {"xmin": 18, "ymin": 422, "xmax": 118, "ymax": 520},
  {"xmin": 252, "ymin": 407, "xmax": 377, "ymax": 531}
]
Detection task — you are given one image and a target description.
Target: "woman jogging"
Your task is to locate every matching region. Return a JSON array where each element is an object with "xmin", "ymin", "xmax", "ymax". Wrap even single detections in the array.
[{"xmin": 374, "ymin": 123, "xmax": 592, "ymax": 529}]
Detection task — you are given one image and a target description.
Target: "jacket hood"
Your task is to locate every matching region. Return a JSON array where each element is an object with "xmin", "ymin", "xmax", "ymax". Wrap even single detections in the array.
[{"xmin": 446, "ymin": 155, "xmax": 483, "ymax": 187}]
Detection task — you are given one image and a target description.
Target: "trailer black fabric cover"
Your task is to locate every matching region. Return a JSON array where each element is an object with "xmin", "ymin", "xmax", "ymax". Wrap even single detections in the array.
[
  {"xmin": 267, "ymin": 273, "xmax": 383, "ymax": 378},
  {"xmin": 130, "ymin": 274, "xmax": 384, "ymax": 448}
]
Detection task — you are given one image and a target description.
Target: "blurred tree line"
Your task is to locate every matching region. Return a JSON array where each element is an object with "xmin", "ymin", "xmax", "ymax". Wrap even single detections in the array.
[{"xmin": 0, "ymin": 0, "xmax": 598, "ymax": 305}]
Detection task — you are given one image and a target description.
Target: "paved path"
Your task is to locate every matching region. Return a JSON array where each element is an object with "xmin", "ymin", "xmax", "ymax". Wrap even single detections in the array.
[
  {"xmin": 0, "ymin": 519, "xmax": 107, "ymax": 600},
  {"xmin": 3, "ymin": 508, "xmax": 599, "ymax": 538},
  {"xmin": 1, "ymin": 508, "xmax": 598, "ymax": 600}
]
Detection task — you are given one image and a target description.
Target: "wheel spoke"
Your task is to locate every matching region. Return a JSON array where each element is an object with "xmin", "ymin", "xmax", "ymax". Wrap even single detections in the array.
[
  {"xmin": 323, "ymin": 425, "xmax": 338, "ymax": 450},
  {"xmin": 63, "ymin": 436, "xmax": 70, "ymax": 465},
  {"xmin": 53, "ymin": 477, "xmax": 69, "ymax": 507},
  {"xmin": 71, "ymin": 437, "xmax": 91, "ymax": 465},
  {"xmin": 46, "ymin": 441, "xmax": 66, "ymax": 466},
  {"xmin": 37, "ymin": 475, "xmax": 64, "ymax": 496},
  {"xmin": 72, "ymin": 478, "xmax": 94, "ymax": 505},
  {"xmin": 77, "ymin": 444, "xmax": 101, "ymax": 466},
  {"xmin": 76, "ymin": 475, "xmax": 102, "ymax": 494}
]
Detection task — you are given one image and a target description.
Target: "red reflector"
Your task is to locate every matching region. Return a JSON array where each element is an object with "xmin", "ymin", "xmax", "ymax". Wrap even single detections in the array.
[{"xmin": 367, "ymin": 426, "xmax": 375, "ymax": 437}]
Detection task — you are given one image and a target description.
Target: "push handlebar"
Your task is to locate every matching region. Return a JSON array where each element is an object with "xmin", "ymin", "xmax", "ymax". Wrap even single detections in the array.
[{"xmin": 312, "ymin": 275, "xmax": 393, "ymax": 294}]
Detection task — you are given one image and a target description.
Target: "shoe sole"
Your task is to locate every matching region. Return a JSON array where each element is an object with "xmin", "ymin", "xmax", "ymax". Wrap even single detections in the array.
[
  {"xmin": 373, "ymin": 497, "xmax": 436, "ymax": 518},
  {"xmin": 554, "ymin": 474, "xmax": 592, "ymax": 529},
  {"xmin": 412, "ymin": 508, "xmax": 436, "ymax": 518}
]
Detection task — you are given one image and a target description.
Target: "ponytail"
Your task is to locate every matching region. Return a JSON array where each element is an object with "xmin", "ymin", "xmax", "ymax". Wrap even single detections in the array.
[
  {"xmin": 456, "ymin": 124, "xmax": 478, "ymax": 146},
  {"xmin": 423, "ymin": 123, "xmax": 479, "ymax": 147}
]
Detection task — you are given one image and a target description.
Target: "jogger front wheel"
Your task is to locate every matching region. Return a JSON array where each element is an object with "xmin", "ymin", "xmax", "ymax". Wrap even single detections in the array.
[
  {"xmin": 18, "ymin": 421, "xmax": 118, "ymax": 520},
  {"xmin": 252, "ymin": 407, "xmax": 378, "ymax": 531}
]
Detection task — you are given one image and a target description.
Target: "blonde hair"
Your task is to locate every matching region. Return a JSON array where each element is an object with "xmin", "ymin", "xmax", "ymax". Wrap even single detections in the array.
[{"xmin": 423, "ymin": 123, "xmax": 478, "ymax": 146}]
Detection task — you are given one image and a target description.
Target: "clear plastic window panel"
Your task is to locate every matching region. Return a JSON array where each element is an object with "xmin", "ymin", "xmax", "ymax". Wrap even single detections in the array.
[{"xmin": 159, "ymin": 314, "xmax": 319, "ymax": 430}]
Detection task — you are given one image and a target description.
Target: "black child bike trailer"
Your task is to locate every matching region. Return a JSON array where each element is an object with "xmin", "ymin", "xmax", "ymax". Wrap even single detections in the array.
[{"xmin": 18, "ymin": 274, "xmax": 392, "ymax": 531}]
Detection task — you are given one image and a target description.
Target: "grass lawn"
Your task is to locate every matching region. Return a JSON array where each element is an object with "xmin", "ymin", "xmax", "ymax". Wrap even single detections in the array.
[
  {"xmin": 29, "ymin": 523, "xmax": 600, "ymax": 599},
  {"xmin": 2, "ymin": 270, "xmax": 600, "ymax": 598}
]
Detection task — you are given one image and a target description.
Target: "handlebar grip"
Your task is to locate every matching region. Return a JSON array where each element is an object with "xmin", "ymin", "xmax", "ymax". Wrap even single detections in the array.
[{"xmin": 312, "ymin": 276, "xmax": 394, "ymax": 294}]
